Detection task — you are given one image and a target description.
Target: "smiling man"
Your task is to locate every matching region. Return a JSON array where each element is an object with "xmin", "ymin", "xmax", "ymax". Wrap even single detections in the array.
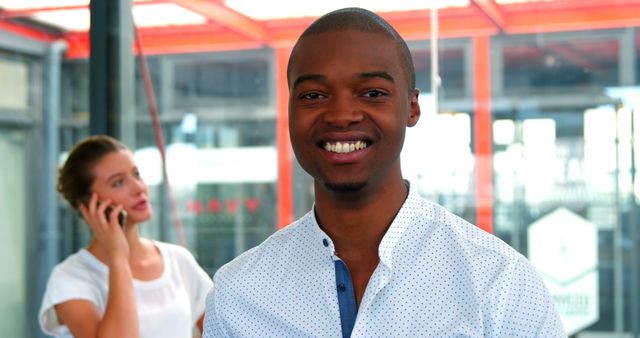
[{"xmin": 203, "ymin": 7, "xmax": 565, "ymax": 338}]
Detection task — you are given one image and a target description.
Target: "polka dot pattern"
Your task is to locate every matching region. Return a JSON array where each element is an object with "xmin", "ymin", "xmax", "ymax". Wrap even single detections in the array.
[{"xmin": 203, "ymin": 186, "xmax": 566, "ymax": 337}]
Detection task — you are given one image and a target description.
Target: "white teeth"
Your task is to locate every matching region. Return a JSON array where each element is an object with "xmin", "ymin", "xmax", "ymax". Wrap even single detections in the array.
[{"xmin": 323, "ymin": 141, "xmax": 368, "ymax": 153}]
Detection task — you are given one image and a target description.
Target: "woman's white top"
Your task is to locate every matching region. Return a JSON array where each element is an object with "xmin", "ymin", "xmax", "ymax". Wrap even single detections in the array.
[{"xmin": 39, "ymin": 241, "xmax": 213, "ymax": 338}]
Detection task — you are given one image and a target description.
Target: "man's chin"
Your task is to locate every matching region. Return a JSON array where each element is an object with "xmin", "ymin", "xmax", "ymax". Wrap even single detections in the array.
[{"xmin": 322, "ymin": 180, "xmax": 367, "ymax": 193}]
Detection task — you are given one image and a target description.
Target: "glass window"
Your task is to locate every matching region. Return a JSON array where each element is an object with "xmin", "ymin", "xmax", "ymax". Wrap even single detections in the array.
[
  {"xmin": 61, "ymin": 49, "xmax": 278, "ymax": 277},
  {"xmin": 136, "ymin": 118, "xmax": 278, "ymax": 275},
  {"xmin": 412, "ymin": 43, "xmax": 468, "ymax": 99},
  {"xmin": 0, "ymin": 49, "xmax": 41, "ymax": 337},
  {"xmin": 61, "ymin": 60, "xmax": 89, "ymax": 120},
  {"xmin": 0, "ymin": 52, "xmax": 38, "ymax": 119},
  {"xmin": 502, "ymin": 34, "xmax": 620, "ymax": 95},
  {"xmin": 493, "ymin": 29, "xmax": 639, "ymax": 332},
  {"xmin": 404, "ymin": 41, "xmax": 476, "ymax": 223},
  {"xmin": 0, "ymin": 57, "xmax": 29, "ymax": 111},
  {"xmin": 636, "ymin": 29, "xmax": 640, "ymax": 85},
  {"xmin": 173, "ymin": 58, "xmax": 269, "ymax": 107},
  {"xmin": 0, "ymin": 128, "xmax": 27, "ymax": 338}
]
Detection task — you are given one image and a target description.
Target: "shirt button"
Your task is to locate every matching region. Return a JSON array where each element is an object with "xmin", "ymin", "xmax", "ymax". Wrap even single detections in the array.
[
  {"xmin": 322, "ymin": 238, "xmax": 329, "ymax": 247},
  {"xmin": 337, "ymin": 283, "xmax": 346, "ymax": 292}
]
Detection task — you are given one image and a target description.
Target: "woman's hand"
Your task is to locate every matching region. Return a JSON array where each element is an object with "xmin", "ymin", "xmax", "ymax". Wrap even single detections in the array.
[
  {"xmin": 79, "ymin": 192, "xmax": 129, "ymax": 263},
  {"xmin": 64, "ymin": 192, "xmax": 139, "ymax": 338}
]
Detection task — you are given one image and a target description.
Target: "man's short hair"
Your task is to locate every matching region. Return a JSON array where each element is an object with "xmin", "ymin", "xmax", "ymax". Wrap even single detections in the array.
[{"xmin": 287, "ymin": 7, "xmax": 416, "ymax": 91}]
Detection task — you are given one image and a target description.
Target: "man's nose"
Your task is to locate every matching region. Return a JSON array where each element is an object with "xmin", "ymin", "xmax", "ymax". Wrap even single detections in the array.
[{"xmin": 323, "ymin": 93, "xmax": 364, "ymax": 127}]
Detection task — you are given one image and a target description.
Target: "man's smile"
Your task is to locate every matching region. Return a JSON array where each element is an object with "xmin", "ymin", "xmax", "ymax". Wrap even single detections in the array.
[{"xmin": 322, "ymin": 140, "xmax": 369, "ymax": 153}]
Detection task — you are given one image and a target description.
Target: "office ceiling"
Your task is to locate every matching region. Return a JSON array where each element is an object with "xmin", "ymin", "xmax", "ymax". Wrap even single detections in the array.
[{"xmin": 0, "ymin": 0, "xmax": 639, "ymax": 58}]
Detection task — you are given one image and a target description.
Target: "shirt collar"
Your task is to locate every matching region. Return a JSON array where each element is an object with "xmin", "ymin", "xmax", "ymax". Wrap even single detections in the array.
[
  {"xmin": 308, "ymin": 206, "xmax": 338, "ymax": 258},
  {"xmin": 307, "ymin": 181, "xmax": 420, "ymax": 269},
  {"xmin": 378, "ymin": 181, "xmax": 420, "ymax": 270}
]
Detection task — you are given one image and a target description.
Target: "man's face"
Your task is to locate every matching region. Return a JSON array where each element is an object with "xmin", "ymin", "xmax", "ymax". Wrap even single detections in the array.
[{"xmin": 288, "ymin": 30, "xmax": 420, "ymax": 194}]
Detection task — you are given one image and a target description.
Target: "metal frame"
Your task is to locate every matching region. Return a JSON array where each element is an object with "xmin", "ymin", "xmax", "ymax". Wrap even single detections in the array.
[
  {"xmin": 89, "ymin": 0, "xmax": 135, "ymax": 146},
  {"xmin": 0, "ymin": 27, "xmax": 58, "ymax": 338}
]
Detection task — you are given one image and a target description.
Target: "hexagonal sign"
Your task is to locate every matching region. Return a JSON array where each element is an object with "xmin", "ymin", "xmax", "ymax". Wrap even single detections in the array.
[{"xmin": 528, "ymin": 208, "xmax": 599, "ymax": 336}]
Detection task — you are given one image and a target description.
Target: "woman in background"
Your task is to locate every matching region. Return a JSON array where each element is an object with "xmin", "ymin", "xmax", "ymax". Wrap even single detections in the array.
[{"xmin": 39, "ymin": 135, "xmax": 212, "ymax": 338}]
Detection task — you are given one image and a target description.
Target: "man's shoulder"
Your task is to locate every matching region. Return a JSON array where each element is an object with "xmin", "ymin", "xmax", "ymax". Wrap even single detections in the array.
[
  {"xmin": 214, "ymin": 213, "xmax": 316, "ymax": 282},
  {"xmin": 409, "ymin": 200, "xmax": 564, "ymax": 336},
  {"xmin": 411, "ymin": 195, "xmax": 523, "ymax": 264}
]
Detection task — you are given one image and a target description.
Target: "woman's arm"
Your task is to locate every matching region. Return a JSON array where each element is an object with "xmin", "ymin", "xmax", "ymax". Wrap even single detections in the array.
[
  {"xmin": 56, "ymin": 194, "xmax": 139, "ymax": 338},
  {"xmin": 196, "ymin": 314, "xmax": 205, "ymax": 336},
  {"xmin": 53, "ymin": 255, "xmax": 138, "ymax": 338},
  {"xmin": 98, "ymin": 256, "xmax": 138, "ymax": 337},
  {"xmin": 55, "ymin": 256, "xmax": 138, "ymax": 338}
]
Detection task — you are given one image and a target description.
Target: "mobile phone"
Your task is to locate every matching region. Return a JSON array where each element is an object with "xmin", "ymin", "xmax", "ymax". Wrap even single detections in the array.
[
  {"xmin": 104, "ymin": 205, "xmax": 128, "ymax": 228},
  {"xmin": 79, "ymin": 194, "xmax": 127, "ymax": 228}
]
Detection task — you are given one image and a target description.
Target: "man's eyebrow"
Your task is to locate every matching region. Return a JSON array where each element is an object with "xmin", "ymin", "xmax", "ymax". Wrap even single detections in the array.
[
  {"xmin": 291, "ymin": 72, "xmax": 394, "ymax": 88},
  {"xmin": 292, "ymin": 74, "xmax": 325, "ymax": 88},
  {"xmin": 361, "ymin": 71, "xmax": 394, "ymax": 82}
]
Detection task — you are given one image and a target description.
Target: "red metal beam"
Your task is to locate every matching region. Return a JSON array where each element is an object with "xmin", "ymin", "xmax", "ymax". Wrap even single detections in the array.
[
  {"xmin": 64, "ymin": 24, "xmax": 264, "ymax": 58},
  {"xmin": 0, "ymin": 0, "xmax": 154, "ymax": 19},
  {"xmin": 62, "ymin": 32, "xmax": 89, "ymax": 58},
  {"xmin": 65, "ymin": 7, "xmax": 499, "ymax": 58},
  {"xmin": 473, "ymin": 35, "xmax": 494, "ymax": 234},
  {"xmin": 470, "ymin": 0, "xmax": 506, "ymax": 30},
  {"xmin": 501, "ymin": 0, "xmax": 640, "ymax": 13},
  {"xmin": 265, "ymin": 8, "xmax": 498, "ymax": 47},
  {"xmin": 275, "ymin": 47, "xmax": 293, "ymax": 229},
  {"xmin": 18, "ymin": 0, "xmax": 640, "ymax": 59},
  {"xmin": 0, "ymin": 20, "xmax": 59, "ymax": 42},
  {"xmin": 385, "ymin": 9, "xmax": 498, "ymax": 40},
  {"xmin": 171, "ymin": 0, "xmax": 266, "ymax": 43},
  {"xmin": 0, "ymin": 5, "xmax": 87, "ymax": 19},
  {"xmin": 504, "ymin": 2, "xmax": 640, "ymax": 34}
]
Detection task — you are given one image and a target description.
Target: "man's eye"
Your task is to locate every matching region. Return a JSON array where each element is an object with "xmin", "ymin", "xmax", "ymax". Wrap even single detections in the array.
[
  {"xmin": 362, "ymin": 90, "xmax": 386, "ymax": 98},
  {"xmin": 300, "ymin": 92, "xmax": 324, "ymax": 100}
]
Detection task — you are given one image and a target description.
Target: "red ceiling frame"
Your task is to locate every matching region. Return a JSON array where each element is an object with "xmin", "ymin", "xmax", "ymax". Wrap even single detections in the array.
[
  {"xmin": 171, "ymin": 0, "xmax": 266, "ymax": 42},
  {"xmin": 0, "ymin": 20, "xmax": 59, "ymax": 43},
  {"xmin": 473, "ymin": 35, "xmax": 494, "ymax": 234},
  {"xmin": 2, "ymin": 0, "xmax": 640, "ymax": 58},
  {"xmin": 505, "ymin": 3, "xmax": 640, "ymax": 34},
  {"xmin": 0, "ymin": 4, "xmax": 87, "ymax": 19},
  {"xmin": 0, "ymin": 0, "xmax": 155, "ymax": 19},
  {"xmin": 470, "ymin": 0, "xmax": 506, "ymax": 30},
  {"xmin": 275, "ymin": 46, "xmax": 293, "ymax": 229}
]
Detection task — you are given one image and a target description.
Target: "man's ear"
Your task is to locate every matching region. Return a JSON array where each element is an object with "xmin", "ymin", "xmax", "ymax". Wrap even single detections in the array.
[{"xmin": 407, "ymin": 89, "xmax": 421, "ymax": 127}]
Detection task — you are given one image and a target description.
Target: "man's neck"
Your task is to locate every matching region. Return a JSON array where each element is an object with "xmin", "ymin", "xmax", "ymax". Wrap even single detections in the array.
[
  {"xmin": 314, "ymin": 177, "xmax": 409, "ymax": 257},
  {"xmin": 314, "ymin": 177, "xmax": 409, "ymax": 307}
]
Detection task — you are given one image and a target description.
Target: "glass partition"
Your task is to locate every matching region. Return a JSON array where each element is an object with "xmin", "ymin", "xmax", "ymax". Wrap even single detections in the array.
[
  {"xmin": 60, "ymin": 49, "xmax": 277, "ymax": 276},
  {"xmin": 0, "ymin": 128, "xmax": 27, "ymax": 338},
  {"xmin": 493, "ymin": 30, "xmax": 640, "ymax": 335},
  {"xmin": 0, "ymin": 49, "xmax": 40, "ymax": 338}
]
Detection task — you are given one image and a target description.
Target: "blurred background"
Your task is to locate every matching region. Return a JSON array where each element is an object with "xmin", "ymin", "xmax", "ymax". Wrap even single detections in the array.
[{"xmin": 1, "ymin": 0, "xmax": 639, "ymax": 337}]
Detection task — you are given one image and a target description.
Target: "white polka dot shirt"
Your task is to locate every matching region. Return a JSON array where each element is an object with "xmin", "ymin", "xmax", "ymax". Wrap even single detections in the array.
[{"xmin": 203, "ymin": 184, "xmax": 566, "ymax": 337}]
